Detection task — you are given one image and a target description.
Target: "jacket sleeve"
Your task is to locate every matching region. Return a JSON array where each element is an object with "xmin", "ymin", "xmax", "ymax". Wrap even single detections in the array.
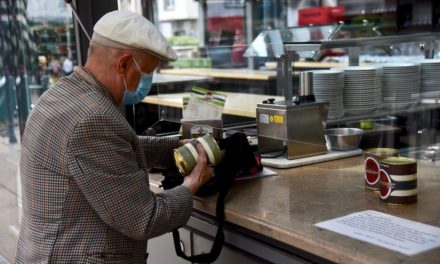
[
  {"xmin": 138, "ymin": 135, "xmax": 179, "ymax": 169},
  {"xmin": 66, "ymin": 113, "xmax": 193, "ymax": 240}
]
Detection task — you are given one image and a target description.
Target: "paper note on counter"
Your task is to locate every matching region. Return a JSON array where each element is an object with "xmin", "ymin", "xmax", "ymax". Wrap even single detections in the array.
[{"xmin": 315, "ymin": 210, "xmax": 440, "ymax": 256}]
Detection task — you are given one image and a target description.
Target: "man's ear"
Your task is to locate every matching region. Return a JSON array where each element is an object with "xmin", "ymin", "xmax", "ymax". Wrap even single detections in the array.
[{"xmin": 116, "ymin": 53, "xmax": 133, "ymax": 75}]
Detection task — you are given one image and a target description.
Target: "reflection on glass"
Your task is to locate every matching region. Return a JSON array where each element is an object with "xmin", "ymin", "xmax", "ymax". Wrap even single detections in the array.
[
  {"xmin": 27, "ymin": 1, "xmax": 76, "ymax": 98},
  {"xmin": 0, "ymin": 0, "xmax": 77, "ymax": 142},
  {"xmin": 139, "ymin": 0, "xmax": 440, "ymax": 157}
]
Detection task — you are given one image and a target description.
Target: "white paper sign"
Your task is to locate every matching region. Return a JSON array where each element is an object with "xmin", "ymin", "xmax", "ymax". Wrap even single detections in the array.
[
  {"xmin": 185, "ymin": 96, "xmax": 223, "ymax": 120},
  {"xmin": 315, "ymin": 210, "xmax": 440, "ymax": 256},
  {"xmin": 182, "ymin": 86, "xmax": 226, "ymax": 120}
]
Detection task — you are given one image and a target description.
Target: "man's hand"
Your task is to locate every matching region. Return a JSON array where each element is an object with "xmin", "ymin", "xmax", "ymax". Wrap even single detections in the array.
[
  {"xmin": 178, "ymin": 139, "xmax": 194, "ymax": 146},
  {"xmin": 182, "ymin": 144, "xmax": 214, "ymax": 194}
]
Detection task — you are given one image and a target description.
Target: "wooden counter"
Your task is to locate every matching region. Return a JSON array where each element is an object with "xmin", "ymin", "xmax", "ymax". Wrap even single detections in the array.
[
  {"xmin": 150, "ymin": 156, "xmax": 440, "ymax": 263},
  {"xmin": 264, "ymin": 61, "xmax": 348, "ymax": 70},
  {"xmin": 159, "ymin": 68, "xmax": 277, "ymax": 81},
  {"xmin": 142, "ymin": 92, "xmax": 283, "ymax": 118},
  {"xmin": 153, "ymin": 73, "xmax": 211, "ymax": 84}
]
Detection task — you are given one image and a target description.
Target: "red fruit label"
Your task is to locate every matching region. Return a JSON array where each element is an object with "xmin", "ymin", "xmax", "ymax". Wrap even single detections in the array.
[
  {"xmin": 365, "ymin": 157, "xmax": 380, "ymax": 185},
  {"xmin": 379, "ymin": 169, "xmax": 392, "ymax": 199}
]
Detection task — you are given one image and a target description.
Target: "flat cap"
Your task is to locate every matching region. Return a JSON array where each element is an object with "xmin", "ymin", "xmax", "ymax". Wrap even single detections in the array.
[{"xmin": 91, "ymin": 10, "xmax": 177, "ymax": 61}]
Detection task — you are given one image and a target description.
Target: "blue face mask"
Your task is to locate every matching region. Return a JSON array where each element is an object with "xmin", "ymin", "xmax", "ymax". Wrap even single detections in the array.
[
  {"xmin": 123, "ymin": 58, "xmax": 154, "ymax": 105},
  {"xmin": 123, "ymin": 74, "xmax": 153, "ymax": 105}
]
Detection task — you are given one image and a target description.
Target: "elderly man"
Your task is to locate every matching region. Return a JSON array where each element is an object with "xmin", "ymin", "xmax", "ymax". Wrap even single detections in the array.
[{"xmin": 15, "ymin": 10, "xmax": 213, "ymax": 263}]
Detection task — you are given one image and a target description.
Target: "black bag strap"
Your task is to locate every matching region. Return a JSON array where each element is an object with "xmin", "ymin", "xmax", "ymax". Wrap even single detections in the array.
[
  {"xmin": 172, "ymin": 182, "xmax": 231, "ymax": 263},
  {"xmin": 170, "ymin": 133, "xmax": 258, "ymax": 263}
]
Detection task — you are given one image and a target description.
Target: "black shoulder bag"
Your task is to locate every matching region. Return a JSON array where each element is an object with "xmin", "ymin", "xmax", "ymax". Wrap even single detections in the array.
[{"xmin": 161, "ymin": 132, "xmax": 262, "ymax": 263}]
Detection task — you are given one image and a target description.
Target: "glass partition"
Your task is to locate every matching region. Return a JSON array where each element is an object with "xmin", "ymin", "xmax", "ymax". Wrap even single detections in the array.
[
  {"xmin": 0, "ymin": 0, "xmax": 77, "ymax": 143},
  {"xmin": 142, "ymin": 0, "xmax": 440, "ymax": 161}
]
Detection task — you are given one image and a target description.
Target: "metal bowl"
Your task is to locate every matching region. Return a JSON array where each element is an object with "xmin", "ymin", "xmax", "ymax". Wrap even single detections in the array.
[{"xmin": 325, "ymin": 128, "xmax": 363, "ymax": 151}]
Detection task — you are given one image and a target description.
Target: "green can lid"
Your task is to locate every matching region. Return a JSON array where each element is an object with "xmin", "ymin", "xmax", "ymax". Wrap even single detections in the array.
[
  {"xmin": 174, "ymin": 146, "xmax": 197, "ymax": 176},
  {"xmin": 381, "ymin": 156, "xmax": 416, "ymax": 165},
  {"xmin": 366, "ymin": 148, "xmax": 398, "ymax": 156}
]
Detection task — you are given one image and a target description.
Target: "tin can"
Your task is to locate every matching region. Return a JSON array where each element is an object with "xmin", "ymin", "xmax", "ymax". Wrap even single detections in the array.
[
  {"xmin": 364, "ymin": 148, "xmax": 398, "ymax": 191},
  {"xmin": 174, "ymin": 134, "xmax": 222, "ymax": 176},
  {"xmin": 379, "ymin": 157, "xmax": 417, "ymax": 205}
]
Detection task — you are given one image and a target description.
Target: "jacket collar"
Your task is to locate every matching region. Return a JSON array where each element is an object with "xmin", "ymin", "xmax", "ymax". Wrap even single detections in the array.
[{"xmin": 73, "ymin": 66, "xmax": 115, "ymax": 104}]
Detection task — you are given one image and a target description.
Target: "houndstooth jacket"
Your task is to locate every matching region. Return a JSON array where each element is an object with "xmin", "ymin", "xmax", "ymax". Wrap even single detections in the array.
[{"xmin": 15, "ymin": 66, "xmax": 193, "ymax": 263}]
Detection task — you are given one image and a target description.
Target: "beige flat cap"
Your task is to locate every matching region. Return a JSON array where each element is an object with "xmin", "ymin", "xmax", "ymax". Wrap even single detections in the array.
[{"xmin": 91, "ymin": 10, "xmax": 177, "ymax": 61}]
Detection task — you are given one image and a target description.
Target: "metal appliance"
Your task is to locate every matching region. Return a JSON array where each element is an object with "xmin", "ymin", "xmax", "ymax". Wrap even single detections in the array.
[
  {"xmin": 257, "ymin": 100, "xmax": 328, "ymax": 160},
  {"xmin": 257, "ymin": 66, "xmax": 329, "ymax": 160}
]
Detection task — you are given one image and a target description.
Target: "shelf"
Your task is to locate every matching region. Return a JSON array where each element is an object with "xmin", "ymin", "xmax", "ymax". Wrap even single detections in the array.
[
  {"xmin": 144, "ymin": 91, "xmax": 440, "ymax": 124},
  {"xmin": 282, "ymin": 32, "xmax": 440, "ymax": 51}
]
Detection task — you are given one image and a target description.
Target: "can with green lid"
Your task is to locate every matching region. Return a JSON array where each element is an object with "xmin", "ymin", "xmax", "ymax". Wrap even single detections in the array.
[
  {"xmin": 364, "ymin": 148, "xmax": 398, "ymax": 191},
  {"xmin": 174, "ymin": 134, "xmax": 222, "ymax": 176},
  {"xmin": 379, "ymin": 157, "xmax": 417, "ymax": 205}
]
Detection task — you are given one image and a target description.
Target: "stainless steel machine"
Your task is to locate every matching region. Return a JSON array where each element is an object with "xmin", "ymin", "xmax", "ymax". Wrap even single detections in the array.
[
  {"xmin": 246, "ymin": 40, "xmax": 330, "ymax": 160},
  {"xmin": 256, "ymin": 100, "xmax": 329, "ymax": 160},
  {"xmin": 257, "ymin": 70, "xmax": 329, "ymax": 159}
]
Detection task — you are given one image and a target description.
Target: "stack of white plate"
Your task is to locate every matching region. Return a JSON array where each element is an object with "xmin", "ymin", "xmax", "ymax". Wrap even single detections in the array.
[
  {"xmin": 311, "ymin": 69, "xmax": 344, "ymax": 119},
  {"xmin": 336, "ymin": 66, "xmax": 382, "ymax": 115},
  {"xmin": 381, "ymin": 63, "xmax": 420, "ymax": 109},
  {"xmin": 418, "ymin": 59, "xmax": 440, "ymax": 99}
]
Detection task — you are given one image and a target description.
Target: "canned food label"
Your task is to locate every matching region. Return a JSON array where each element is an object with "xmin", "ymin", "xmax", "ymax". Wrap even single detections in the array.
[
  {"xmin": 186, "ymin": 142, "xmax": 199, "ymax": 161},
  {"xmin": 197, "ymin": 136, "xmax": 215, "ymax": 164},
  {"xmin": 365, "ymin": 157, "xmax": 380, "ymax": 185},
  {"xmin": 379, "ymin": 169, "xmax": 394, "ymax": 200}
]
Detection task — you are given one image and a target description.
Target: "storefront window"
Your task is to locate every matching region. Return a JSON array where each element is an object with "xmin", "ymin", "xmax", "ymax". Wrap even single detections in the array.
[
  {"xmin": 2, "ymin": 0, "xmax": 435, "ymax": 153},
  {"xmin": 144, "ymin": 0, "xmax": 440, "ymax": 155},
  {"xmin": 0, "ymin": 0, "xmax": 77, "ymax": 143},
  {"xmin": 164, "ymin": 0, "xmax": 175, "ymax": 11},
  {"xmin": 118, "ymin": 0, "xmax": 143, "ymax": 13}
]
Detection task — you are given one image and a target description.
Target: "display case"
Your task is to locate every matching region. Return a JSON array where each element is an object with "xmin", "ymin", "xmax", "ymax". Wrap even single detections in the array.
[{"xmin": 148, "ymin": 28, "xmax": 440, "ymax": 163}]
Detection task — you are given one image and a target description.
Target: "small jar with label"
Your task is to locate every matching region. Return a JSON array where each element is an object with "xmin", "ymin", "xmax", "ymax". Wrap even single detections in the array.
[
  {"xmin": 174, "ymin": 134, "xmax": 222, "ymax": 176},
  {"xmin": 379, "ymin": 157, "xmax": 417, "ymax": 205},
  {"xmin": 364, "ymin": 148, "xmax": 398, "ymax": 191}
]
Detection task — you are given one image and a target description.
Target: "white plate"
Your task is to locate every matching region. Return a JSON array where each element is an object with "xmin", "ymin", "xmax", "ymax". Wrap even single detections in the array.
[
  {"xmin": 311, "ymin": 69, "xmax": 344, "ymax": 74},
  {"xmin": 336, "ymin": 66, "xmax": 379, "ymax": 71}
]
